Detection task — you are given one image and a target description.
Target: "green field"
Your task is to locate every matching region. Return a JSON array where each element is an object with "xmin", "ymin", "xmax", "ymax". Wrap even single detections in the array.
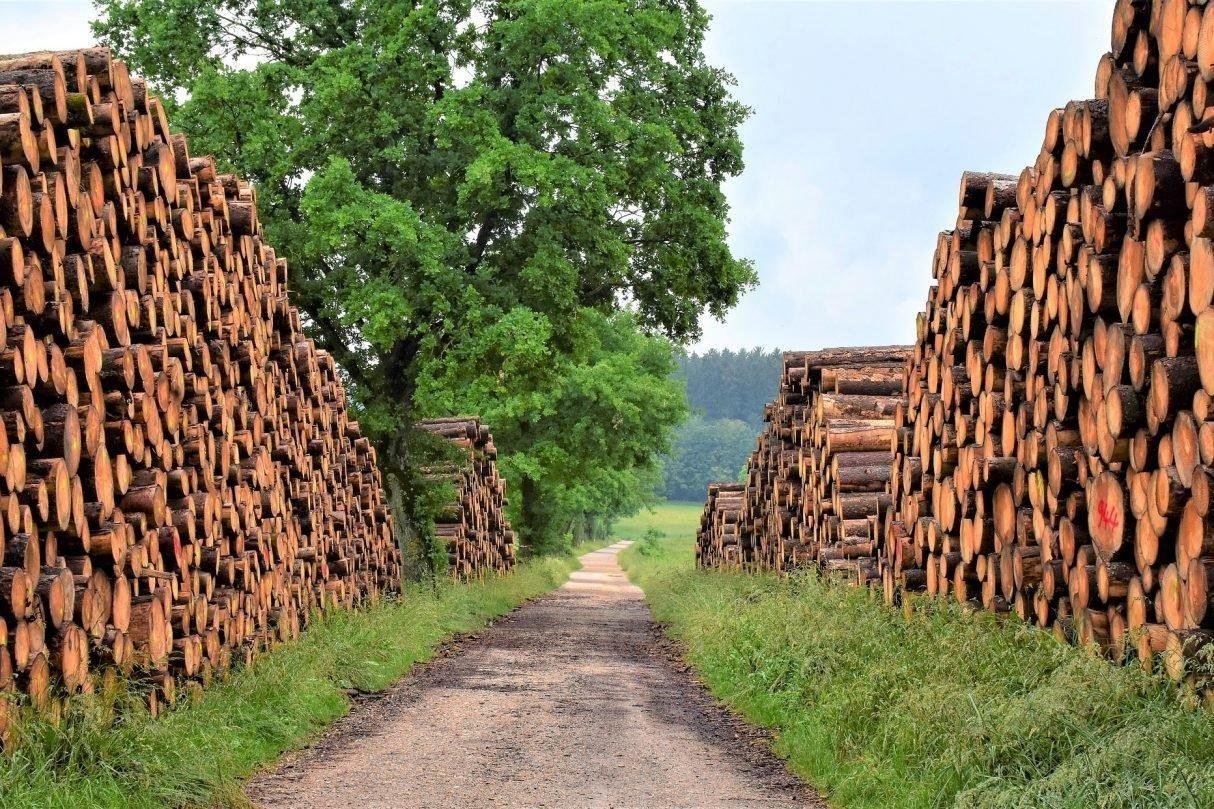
[
  {"xmin": 0, "ymin": 549, "xmax": 598, "ymax": 809},
  {"xmin": 621, "ymin": 526, "xmax": 1214, "ymax": 808},
  {"xmin": 610, "ymin": 500, "xmax": 701, "ymax": 542}
]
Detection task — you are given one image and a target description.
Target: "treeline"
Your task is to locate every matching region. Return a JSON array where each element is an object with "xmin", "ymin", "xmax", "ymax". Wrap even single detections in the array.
[
  {"xmin": 675, "ymin": 348, "xmax": 783, "ymax": 426},
  {"xmin": 662, "ymin": 349, "xmax": 782, "ymax": 501}
]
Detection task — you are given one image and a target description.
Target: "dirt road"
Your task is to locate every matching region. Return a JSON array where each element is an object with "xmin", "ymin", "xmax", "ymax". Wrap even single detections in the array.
[{"xmin": 247, "ymin": 541, "xmax": 817, "ymax": 808}]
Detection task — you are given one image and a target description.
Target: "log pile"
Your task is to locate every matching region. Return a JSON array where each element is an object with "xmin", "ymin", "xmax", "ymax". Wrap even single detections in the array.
[
  {"xmin": 416, "ymin": 418, "xmax": 514, "ymax": 578},
  {"xmin": 689, "ymin": 0, "xmax": 1214, "ymax": 683},
  {"xmin": 798, "ymin": 348, "xmax": 907, "ymax": 582},
  {"xmin": 737, "ymin": 355, "xmax": 807, "ymax": 571},
  {"xmin": 695, "ymin": 482, "xmax": 744, "ymax": 569},
  {"xmin": 0, "ymin": 47, "xmax": 400, "ymax": 733},
  {"xmin": 877, "ymin": 0, "xmax": 1214, "ymax": 677},
  {"xmin": 704, "ymin": 347, "xmax": 908, "ymax": 575}
]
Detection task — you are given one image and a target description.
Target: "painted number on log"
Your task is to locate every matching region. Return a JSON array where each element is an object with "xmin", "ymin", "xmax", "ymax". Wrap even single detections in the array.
[{"xmin": 1096, "ymin": 500, "xmax": 1119, "ymax": 531}]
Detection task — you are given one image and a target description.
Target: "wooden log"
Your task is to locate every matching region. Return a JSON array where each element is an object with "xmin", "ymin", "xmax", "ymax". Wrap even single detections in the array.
[
  {"xmin": 416, "ymin": 418, "xmax": 516, "ymax": 578},
  {"xmin": 696, "ymin": 2, "xmax": 1214, "ymax": 686}
]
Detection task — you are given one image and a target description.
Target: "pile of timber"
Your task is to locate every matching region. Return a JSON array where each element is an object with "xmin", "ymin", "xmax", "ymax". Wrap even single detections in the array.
[
  {"xmin": 0, "ymin": 47, "xmax": 400, "ymax": 734},
  {"xmin": 798, "ymin": 347, "xmax": 908, "ymax": 582},
  {"xmin": 877, "ymin": 0, "xmax": 1214, "ymax": 678},
  {"xmin": 416, "ymin": 418, "xmax": 514, "ymax": 578},
  {"xmin": 739, "ymin": 356, "xmax": 807, "ymax": 571},
  {"xmin": 695, "ymin": 482, "xmax": 744, "ymax": 569},
  {"xmin": 710, "ymin": 347, "xmax": 908, "ymax": 574}
]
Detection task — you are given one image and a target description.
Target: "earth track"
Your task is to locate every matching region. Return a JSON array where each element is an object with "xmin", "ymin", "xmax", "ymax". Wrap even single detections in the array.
[{"xmin": 246, "ymin": 542, "xmax": 818, "ymax": 808}]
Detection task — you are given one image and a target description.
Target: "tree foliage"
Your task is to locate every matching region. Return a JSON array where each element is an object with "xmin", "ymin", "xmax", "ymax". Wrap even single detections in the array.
[
  {"xmin": 418, "ymin": 309, "xmax": 684, "ymax": 547},
  {"xmin": 93, "ymin": 0, "xmax": 753, "ymax": 552},
  {"xmin": 659, "ymin": 348, "xmax": 780, "ymax": 501}
]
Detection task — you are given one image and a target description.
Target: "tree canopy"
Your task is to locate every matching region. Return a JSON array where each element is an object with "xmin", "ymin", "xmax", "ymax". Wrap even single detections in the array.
[
  {"xmin": 94, "ymin": 0, "xmax": 753, "ymax": 553},
  {"xmin": 418, "ymin": 309, "xmax": 685, "ymax": 545},
  {"xmin": 660, "ymin": 415, "xmax": 753, "ymax": 501}
]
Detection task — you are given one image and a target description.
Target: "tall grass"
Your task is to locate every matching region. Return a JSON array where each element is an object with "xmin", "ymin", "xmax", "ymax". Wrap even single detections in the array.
[
  {"xmin": 622, "ymin": 532, "xmax": 1214, "ymax": 808},
  {"xmin": 0, "ymin": 550, "xmax": 588, "ymax": 809}
]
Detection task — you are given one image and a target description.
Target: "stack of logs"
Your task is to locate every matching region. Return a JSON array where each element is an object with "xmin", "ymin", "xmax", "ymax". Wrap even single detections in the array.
[
  {"xmin": 876, "ymin": 0, "xmax": 1214, "ymax": 678},
  {"xmin": 737, "ymin": 357, "xmax": 805, "ymax": 571},
  {"xmin": 695, "ymin": 482, "xmax": 744, "ymax": 569},
  {"xmin": 0, "ymin": 47, "xmax": 400, "ymax": 733},
  {"xmin": 697, "ymin": 347, "xmax": 908, "ymax": 577},
  {"xmin": 800, "ymin": 347, "xmax": 907, "ymax": 581},
  {"xmin": 697, "ymin": 1, "xmax": 1214, "ymax": 682},
  {"xmin": 416, "ymin": 418, "xmax": 514, "ymax": 578}
]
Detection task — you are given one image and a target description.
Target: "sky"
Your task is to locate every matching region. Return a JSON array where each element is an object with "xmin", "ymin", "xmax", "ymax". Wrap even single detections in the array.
[{"xmin": 0, "ymin": 1, "xmax": 1112, "ymax": 352}]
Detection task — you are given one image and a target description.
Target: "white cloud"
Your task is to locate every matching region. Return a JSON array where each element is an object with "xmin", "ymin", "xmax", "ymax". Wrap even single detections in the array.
[{"xmin": 0, "ymin": 2, "xmax": 97, "ymax": 52}]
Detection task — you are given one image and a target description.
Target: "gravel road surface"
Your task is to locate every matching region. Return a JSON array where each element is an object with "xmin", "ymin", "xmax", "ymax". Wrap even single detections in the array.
[{"xmin": 247, "ymin": 541, "xmax": 818, "ymax": 809}]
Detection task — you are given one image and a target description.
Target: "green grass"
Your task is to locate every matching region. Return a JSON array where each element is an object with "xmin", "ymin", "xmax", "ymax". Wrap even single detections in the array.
[
  {"xmin": 0, "ymin": 547, "xmax": 596, "ymax": 809},
  {"xmin": 621, "ymin": 525, "xmax": 1214, "ymax": 808},
  {"xmin": 610, "ymin": 500, "xmax": 701, "ymax": 542}
]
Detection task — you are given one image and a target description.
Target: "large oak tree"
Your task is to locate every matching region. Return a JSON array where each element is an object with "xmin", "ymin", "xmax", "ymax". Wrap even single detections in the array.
[{"xmin": 94, "ymin": 0, "xmax": 753, "ymax": 553}]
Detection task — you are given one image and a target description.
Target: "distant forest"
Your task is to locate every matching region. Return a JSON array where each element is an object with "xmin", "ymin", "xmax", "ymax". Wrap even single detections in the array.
[
  {"xmin": 675, "ymin": 349, "xmax": 782, "ymax": 427},
  {"xmin": 661, "ymin": 349, "xmax": 782, "ymax": 501}
]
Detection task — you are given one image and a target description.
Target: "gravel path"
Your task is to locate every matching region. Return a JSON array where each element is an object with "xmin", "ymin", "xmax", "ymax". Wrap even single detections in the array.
[{"xmin": 246, "ymin": 541, "xmax": 818, "ymax": 808}]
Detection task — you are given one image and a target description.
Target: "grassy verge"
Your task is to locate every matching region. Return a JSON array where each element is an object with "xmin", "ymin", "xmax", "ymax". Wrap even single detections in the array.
[
  {"xmin": 621, "ymin": 518, "xmax": 1214, "ymax": 808},
  {"xmin": 0, "ymin": 546, "xmax": 597, "ymax": 809}
]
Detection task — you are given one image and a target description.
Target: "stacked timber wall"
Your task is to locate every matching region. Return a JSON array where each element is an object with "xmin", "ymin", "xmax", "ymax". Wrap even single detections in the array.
[
  {"xmin": 696, "ymin": 482, "xmax": 744, "ymax": 569},
  {"xmin": 0, "ymin": 47, "xmax": 402, "ymax": 733},
  {"xmin": 697, "ymin": 347, "xmax": 909, "ymax": 577},
  {"xmin": 416, "ymin": 418, "xmax": 515, "ymax": 578},
  {"xmin": 699, "ymin": 0, "xmax": 1214, "ymax": 679},
  {"xmin": 879, "ymin": 0, "xmax": 1214, "ymax": 676}
]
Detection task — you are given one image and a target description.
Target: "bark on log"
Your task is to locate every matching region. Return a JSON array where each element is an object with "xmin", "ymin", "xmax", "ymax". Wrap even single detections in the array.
[{"xmin": 0, "ymin": 47, "xmax": 402, "ymax": 727}]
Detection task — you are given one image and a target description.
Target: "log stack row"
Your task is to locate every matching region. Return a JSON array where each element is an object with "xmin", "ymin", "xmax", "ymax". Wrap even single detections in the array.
[
  {"xmin": 694, "ymin": 482, "xmax": 744, "ymax": 569},
  {"xmin": 696, "ymin": 0, "xmax": 1214, "ymax": 681},
  {"xmin": 0, "ymin": 47, "xmax": 400, "ymax": 734},
  {"xmin": 416, "ymin": 418, "xmax": 514, "ymax": 578},
  {"xmin": 736, "ymin": 355, "xmax": 807, "ymax": 571},
  {"xmin": 875, "ymin": 0, "xmax": 1214, "ymax": 678},
  {"xmin": 698, "ymin": 347, "xmax": 908, "ymax": 575}
]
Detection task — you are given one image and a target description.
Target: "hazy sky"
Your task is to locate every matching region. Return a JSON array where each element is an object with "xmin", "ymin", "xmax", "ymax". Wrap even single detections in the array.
[{"xmin": 2, "ymin": 1, "xmax": 1112, "ymax": 351}]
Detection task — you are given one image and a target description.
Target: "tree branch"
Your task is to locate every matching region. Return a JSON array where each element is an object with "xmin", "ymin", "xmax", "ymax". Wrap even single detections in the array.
[{"xmin": 465, "ymin": 210, "xmax": 501, "ymax": 274}]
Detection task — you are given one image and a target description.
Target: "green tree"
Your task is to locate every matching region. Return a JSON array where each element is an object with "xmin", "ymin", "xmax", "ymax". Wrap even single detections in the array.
[
  {"xmin": 657, "ymin": 348, "xmax": 777, "ymax": 505},
  {"xmin": 417, "ymin": 309, "xmax": 685, "ymax": 548},
  {"xmin": 675, "ymin": 347, "xmax": 782, "ymax": 427},
  {"xmin": 93, "ymin": 0, "xmax": 753, "ymax": 553}
]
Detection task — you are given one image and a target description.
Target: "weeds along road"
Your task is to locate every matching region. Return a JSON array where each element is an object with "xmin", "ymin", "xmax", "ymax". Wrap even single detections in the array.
[{"xmin": 246, "ymin": 542, "xmax": 817, "ymax": 808}]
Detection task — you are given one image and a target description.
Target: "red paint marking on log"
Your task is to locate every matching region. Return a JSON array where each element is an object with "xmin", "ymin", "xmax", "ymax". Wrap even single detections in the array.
[{"xmin": 1096, "ymin": 500, "xmax": 1119, "ymax": 531}]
